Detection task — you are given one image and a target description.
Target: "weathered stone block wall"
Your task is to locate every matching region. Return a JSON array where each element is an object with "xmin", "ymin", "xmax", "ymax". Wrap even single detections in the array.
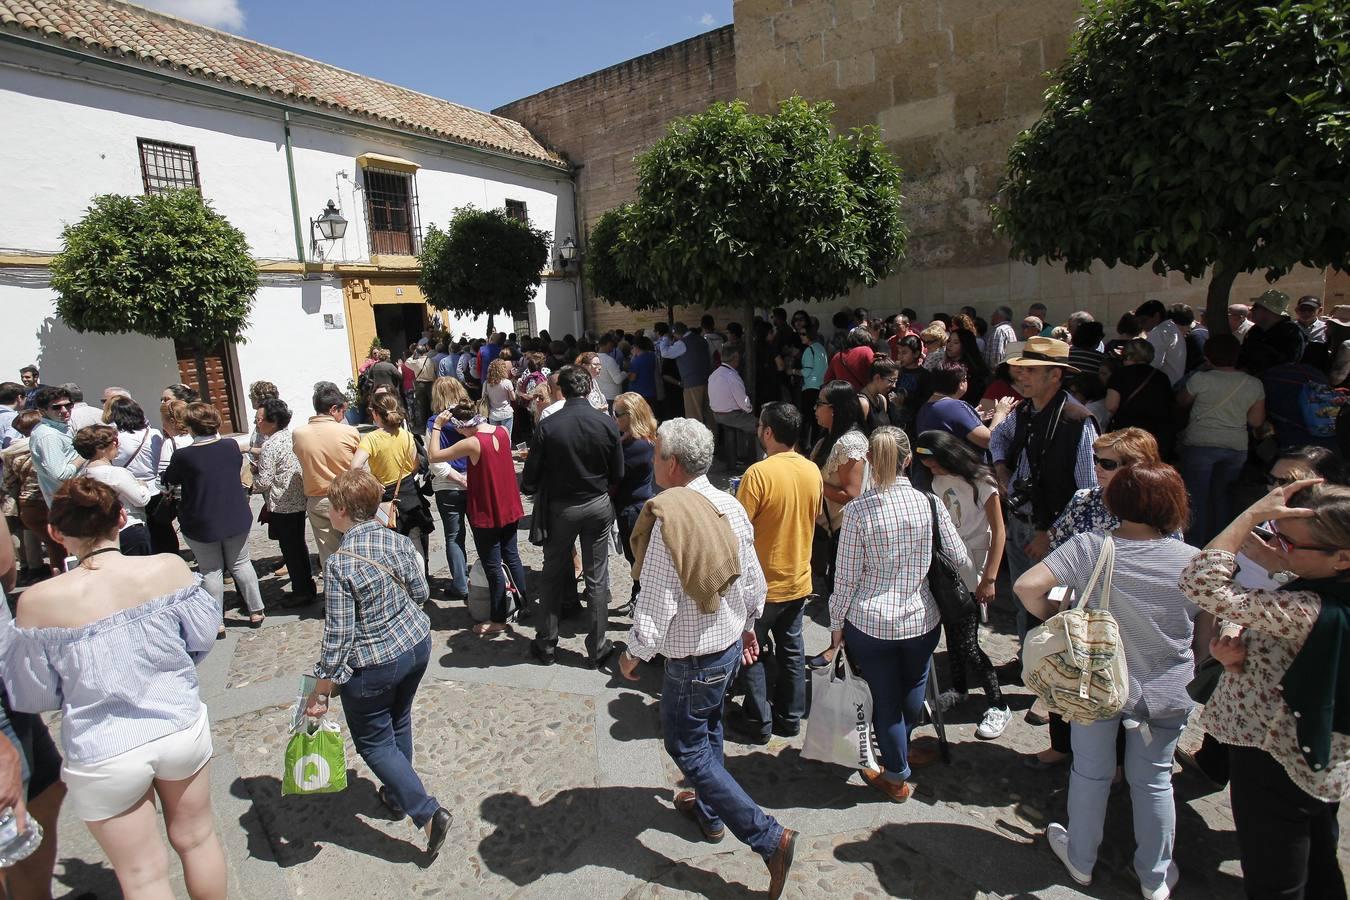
[
  {"xmin": 495, "ymin": 27, "xmax": 744, "ymax": 334},
  {"xmin": 734, "ymin": 0, "xmax": 1329, "ymax": 325}
]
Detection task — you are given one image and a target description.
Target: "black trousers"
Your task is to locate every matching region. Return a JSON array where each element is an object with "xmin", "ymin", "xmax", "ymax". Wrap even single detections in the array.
[
  {"xmin": 268, "ymin": 510, "xmax": 316, "ymax": 597},
  {"xmin": 1229, "ymin": 746, "xmax": 1347, "ymax": 900}
]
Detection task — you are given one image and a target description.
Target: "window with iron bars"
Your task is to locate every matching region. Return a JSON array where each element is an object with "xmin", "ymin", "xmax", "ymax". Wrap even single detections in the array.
[
  {"xmin": 364, "ymin": 168, "xmax": 421, "ymax": 256},
  {"xmin": 505, "ymin": 199, "xmax": 528, "ymax": 223},
  {"xmin": 138, "ymin": 139, "xmax": 200, "ymax": 195}
]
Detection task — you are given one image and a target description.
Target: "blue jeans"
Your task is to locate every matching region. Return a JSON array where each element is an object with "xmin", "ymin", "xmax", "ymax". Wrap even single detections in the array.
[
  {"xmin": 1067, "ymin": 714, "xmax": 1187, "ymax": 892},
  {"xmin": 1181, "ymin": 444, "xmax": 1246, "ymax": 547},
  {"xmin": 434, "ymin": 489, "xmax": 469, "ymax": 596},
  {"xmin": 844, "ymin": 621, "xmax": 940, "ymax": 781},
  {"xmin": 1004, "ymin": 512, "xmax": 1040, "ymax": 645},
  {"xmin": 340, "ymin": 636, "xmax": 438, "ymax": 828},
  {"xmin": 661, "ymin": 642, "xmax": 784, "ymax": 859},
  {"xmin": 470, "ymin": 521, "xmax": 527, "ymax": 624},
  {"xmin": 489, "ymin": 415, "xmax": 513, "ymax": 441},
  {"xmin": 738, "ymin": 598, "xmax": 807, "ymax": 737}
]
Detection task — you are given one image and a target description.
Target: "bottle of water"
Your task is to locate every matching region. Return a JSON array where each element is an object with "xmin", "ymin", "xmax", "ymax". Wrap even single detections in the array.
[{"xmin": 0, "ymin": 808, "xmax": 42, "ymax": 867}]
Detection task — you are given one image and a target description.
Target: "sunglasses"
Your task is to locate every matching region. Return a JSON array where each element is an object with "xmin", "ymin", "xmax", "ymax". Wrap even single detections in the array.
[
  {"xmin": 1092, "ymin": 454, "xmax": 1121, "ymax": 471},
  {"xmin": 1022, "ymin": 322, "xmax": 1039, "ymax": 329},
  {"xmin": 1266, "ymin": 474, "xmax": 1301, "ymax": 488},
  {"xmin": 1270, "ymin": 521, "xmax": 1339, "ymax": 555},
  {"xmin": 47, "ymin": 401, "xmax": 72, "ymax": 410}
]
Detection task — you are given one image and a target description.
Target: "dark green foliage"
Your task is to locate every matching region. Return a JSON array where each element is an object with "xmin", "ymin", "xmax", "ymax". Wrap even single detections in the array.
[
  {"xmin": 995, "ymin": 0, "xmax": 1350, "ymax": 332},
  {"xmin": 50, "ymin": 190, "xmax": 259, "ymax": 348},
  {"xmin": 586, "ymin": 205, "xmax": 666, "ymax": 312},
  {"xmin": 418, "ymin": 206, "xmax": 551, "ymax": 321},
  {"xmin": 592, "ymin": 96, "xmax": 907, "ymax": 311}
]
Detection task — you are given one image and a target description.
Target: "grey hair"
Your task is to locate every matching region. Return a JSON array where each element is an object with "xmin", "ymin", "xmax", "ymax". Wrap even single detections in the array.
[
  {"xmin": 1067, "ymin": 310, "xmax": 1095, "ymax": 329},
  {"xmin": 58, "ymin": 382, "xmax": 84, "ymax": 402},
  {"xmin": 656, "ymin": 418, "xmax": 715, "ymax": 477}
]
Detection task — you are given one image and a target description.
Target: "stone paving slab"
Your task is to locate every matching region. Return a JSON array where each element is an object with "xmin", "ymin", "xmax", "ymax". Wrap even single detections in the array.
[{"xmin": 34, "ymin": 467, "xmax": 1347, "ymax": 897}]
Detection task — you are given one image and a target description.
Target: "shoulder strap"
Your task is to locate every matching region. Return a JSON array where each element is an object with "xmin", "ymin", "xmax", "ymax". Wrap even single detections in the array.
[
  {"xmin": 332, "ymin": 548, "xmax": 409, "ymax": 595},
  {"xmin": 926, "ymin": 494, "xmax": 943, "ymax": 563},
  {"xmin": 1080, "ymin": 536, "xmax": 1115, "ymax": 611},
  {"xmin": 117, "ymin": 429, "xmax": 151, "ymax": 468}
]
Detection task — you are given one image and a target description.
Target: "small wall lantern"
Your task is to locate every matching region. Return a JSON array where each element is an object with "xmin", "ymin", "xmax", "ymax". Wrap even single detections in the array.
[
  {"xmin": 558, "ymin": 235, "xmax": 578, "ymax": 269},
  {"xmin": 312, "ymin": 199, "xmax": 348, "ymax": 242}
]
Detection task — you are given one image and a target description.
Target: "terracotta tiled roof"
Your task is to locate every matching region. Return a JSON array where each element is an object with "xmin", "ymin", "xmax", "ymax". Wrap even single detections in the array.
[{"xmin": 0, "ymin": 0, "xmax": 566, "ymax": 167}]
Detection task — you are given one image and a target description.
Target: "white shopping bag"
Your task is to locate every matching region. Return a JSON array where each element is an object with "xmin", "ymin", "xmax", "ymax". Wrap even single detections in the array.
[{"xmin": 802, "ymin": 649, "xmax": 879, "ymax": 770}]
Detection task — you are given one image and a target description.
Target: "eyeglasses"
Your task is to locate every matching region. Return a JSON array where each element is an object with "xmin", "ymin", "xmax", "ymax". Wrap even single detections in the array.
[
  {"xmin": 47, "ymin": 401, "xmax": 72, "ymax": 410},
  {"xmin": 1270, "ymin": 521, "xmax": 1339, "ymax": 554},
  {"xmin": 1092, "ymin": 454, "xmax": 1121, "ymax": 471}
]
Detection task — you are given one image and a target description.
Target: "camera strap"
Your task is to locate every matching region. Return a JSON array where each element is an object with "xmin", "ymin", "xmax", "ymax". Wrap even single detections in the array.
[{"xmin": 1007, "ymin": 390, "xmax": 1068, "ymax": 501}]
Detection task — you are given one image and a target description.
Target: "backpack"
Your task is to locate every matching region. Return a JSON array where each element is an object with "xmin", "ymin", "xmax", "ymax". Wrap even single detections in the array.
[
  {"xmin": 1022, "ymin": 537, "xmax": 1129, "ymax": 725},
  {"xmin": 1297, "ymin": 383, "xmax": 1346, "ymax": 437}
]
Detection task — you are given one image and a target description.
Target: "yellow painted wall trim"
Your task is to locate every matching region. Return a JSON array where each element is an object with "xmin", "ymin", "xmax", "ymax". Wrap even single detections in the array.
[
  {"xmin": 0, "ymin": 253, "xmax": 56, "ymax": 267},
  {"xmin": 356, "ymin": 152, "xmax": 420, "ymax": 173},
  {"xmin": 369, "ymin": 253, "xmax": 421, "ymax": 269}
]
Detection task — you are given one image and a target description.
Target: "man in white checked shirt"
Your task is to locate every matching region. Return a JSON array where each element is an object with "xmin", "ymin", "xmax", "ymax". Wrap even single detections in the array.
[{"xmin": 618, "ymin": 419, "xmax": 798, "ymax": 900}]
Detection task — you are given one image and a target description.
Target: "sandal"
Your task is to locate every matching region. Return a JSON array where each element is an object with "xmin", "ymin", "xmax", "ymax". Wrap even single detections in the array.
[
  {"xmin": 249, "ymin": 613, "xmax": 266, "ymax": 629},
  {"xmin": 473, "ymin": 622, "xmax": 509, "ymax": 637}
]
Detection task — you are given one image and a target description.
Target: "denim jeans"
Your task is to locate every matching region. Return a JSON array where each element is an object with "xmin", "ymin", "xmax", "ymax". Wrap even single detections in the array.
[
  {"xmin": 434, "ymin": 489, "xmax": 469, "ymax": 596},
  {"xmin": 340, "ymin": 635, "xmax": 439, "ymax": 828},
  {"xmin": 1229, "ymin": 746, "xmax": 1346, "ymax": 900},
  {"xmin": 843, "ymin": 621, "xmax": 940, "ymax": 781},
  {"xmin": 661, "ymin": 641, "xmax": 784, "ymax": 859},
  {"xmin": 738, "ymin": 598, "xmax": 807, "ymax": 737},
  {"xmin": 489, "ymin": 415, "xmax": 514, "ymax": 441},
  {"xmin": 1004, "ymin": 513, "xmax": 1041, "ymax": 645},
  {"xmin": 470, "ymin": 522, "xmax": 527, "ymax": 624},
  {"xmin": 184, "ymin": 530, "xmax": 263, "ymax": 614},
  {"xmin": 1181, "ymin": 444, "xmax": 1247, "ymax": 547},
  {"xmin": 1067, "ymin": 714, "xmax": 1187, "ymax": 892}
]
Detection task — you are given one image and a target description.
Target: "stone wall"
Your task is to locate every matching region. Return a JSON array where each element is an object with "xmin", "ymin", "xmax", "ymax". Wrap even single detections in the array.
[
  {"xmin": 733, "ymin": 0, "xmax": 1329, "ymax": 325},
  {"xmin": 495, "ymin": 27, "xmax": 744, "ymax": 334}
]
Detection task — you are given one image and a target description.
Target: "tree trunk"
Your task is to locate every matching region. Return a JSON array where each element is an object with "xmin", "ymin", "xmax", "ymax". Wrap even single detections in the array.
[
  {"xmin": 666, "ymin": 302, "xmax": 674, "ymax": 326},
  {"xmin": 743, "ymin": 298, "xmax": 758, "ymax": 404},
  {"xmin": 486, "ymin": 313, "xmax": 496, "ymax": 337},
  {"xmin": 1206, "ymin": 260, "xmax": 1239, "ymax": 338}
]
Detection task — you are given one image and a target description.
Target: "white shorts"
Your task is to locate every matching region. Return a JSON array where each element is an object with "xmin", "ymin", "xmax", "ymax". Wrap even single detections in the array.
[{"xmin": 63, "ymin": 705, "xmax": 213, "ymax": 822}]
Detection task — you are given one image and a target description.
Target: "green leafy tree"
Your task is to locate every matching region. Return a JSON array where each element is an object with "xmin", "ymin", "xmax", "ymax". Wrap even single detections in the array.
[
  {"xmin": 50, "ymin": 190, "xmax": 259, "ymax": 348},
  {"xmin": 994, "ymin": 0, "xmax": 1350, "ymax": 335},
  {"xmin": 419, "ymin": 206, "xmax": 551, "ymax": 334},
  {"xmin": 587, "ymin": 205, "xmax": 669, "ymax": 317},
  {"xmin": 614, "ymin": 97, "xmax": 906, "ymax": 321}
]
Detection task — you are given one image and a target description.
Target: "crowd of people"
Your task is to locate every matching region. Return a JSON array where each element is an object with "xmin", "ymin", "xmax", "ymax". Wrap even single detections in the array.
[{"xmin": 0, "ymin": 288, "xmax": 1346, "ymax": 899}]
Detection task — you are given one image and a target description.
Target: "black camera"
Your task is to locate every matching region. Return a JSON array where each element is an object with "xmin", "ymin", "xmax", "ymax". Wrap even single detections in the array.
[{"xmin": 1009, "ymin": 477, "xmax": 1034, "ymax": 510}]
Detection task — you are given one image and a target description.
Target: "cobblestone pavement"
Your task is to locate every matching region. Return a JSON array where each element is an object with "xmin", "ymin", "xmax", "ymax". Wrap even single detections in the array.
[{"xmin": 37, "ymin": 463, "xmax": 1339, "ymax": 898}]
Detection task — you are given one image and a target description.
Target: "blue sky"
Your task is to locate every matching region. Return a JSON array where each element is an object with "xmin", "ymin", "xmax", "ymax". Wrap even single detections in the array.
[{"xmin": 138, "ymin": 0, "xmax": 734, "ymax": 112}]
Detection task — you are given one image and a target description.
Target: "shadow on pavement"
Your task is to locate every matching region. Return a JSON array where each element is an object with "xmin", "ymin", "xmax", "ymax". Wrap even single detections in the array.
[
  {"xmin": 607, "ymin": 690, "xmax": 661, "ymax": 742},
  {"xmin": 477, "ymin": 787, "xmax": 758, "ymax": 896},
  {"xmin": 231, "ymin": 774, "xmax": 429, "ymax": 868},
  {"xmin": 55, "ymin": 856, "xmax": 117, "ymax": 899}
]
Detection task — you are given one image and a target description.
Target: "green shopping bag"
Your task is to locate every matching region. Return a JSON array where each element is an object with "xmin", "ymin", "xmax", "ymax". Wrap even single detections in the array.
[{"xmin": 282, "ymin": 719, "xmax": 349, "ymax": 796}]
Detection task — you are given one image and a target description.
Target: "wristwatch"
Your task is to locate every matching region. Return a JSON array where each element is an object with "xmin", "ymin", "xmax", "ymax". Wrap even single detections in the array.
[{"xmin": 1271, "ymin": 570, "xmax": 1297, "ymax": 586}]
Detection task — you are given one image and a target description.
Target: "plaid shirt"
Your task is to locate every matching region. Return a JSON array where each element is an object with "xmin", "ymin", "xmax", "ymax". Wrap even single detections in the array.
[
  {"xmin": 625, "ymin": 475, "xmax": 767, "ymax": 661},
  {"xmin": 829, "ymin": 478, "xmax": 969, "ymax": 640},
  {"xmin": 314, "ymin": 520, "xmax": 430, "ymax": 684}
]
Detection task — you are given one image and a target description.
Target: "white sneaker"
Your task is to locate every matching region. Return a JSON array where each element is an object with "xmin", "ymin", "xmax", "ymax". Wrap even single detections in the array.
[
  {"xmin": 976, "ymin": 706, "xmax": 1012, "ymax": 739},
  {"xmin": 1141, "ymin": 862, "xmax": 1180, "ymax": 900},
  {"xmin": 1046, "ymin": 823, "xmax": 1092, "ymax": 885}
]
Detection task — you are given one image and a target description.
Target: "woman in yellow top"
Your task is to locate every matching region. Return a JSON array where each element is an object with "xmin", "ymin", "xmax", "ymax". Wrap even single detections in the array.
[{"xmin": 351, "ymin": 394, "xmax": 434, "ymax": 570}]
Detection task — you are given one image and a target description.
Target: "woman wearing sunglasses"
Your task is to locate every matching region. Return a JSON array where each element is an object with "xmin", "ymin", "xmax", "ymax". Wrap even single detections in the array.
[{"xmin": 1180, "ymin": 479, "xmax": 1350, "ymax": 899}]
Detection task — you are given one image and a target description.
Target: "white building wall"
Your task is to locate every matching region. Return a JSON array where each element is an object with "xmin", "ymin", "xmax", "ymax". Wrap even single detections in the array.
[
  {"xmin": 0, "ymin": 273, "xmax": 180, "ymax": 410},
  {"xmin": 0, "ymin": 45, "xmax": 584, "ymax": 409}
]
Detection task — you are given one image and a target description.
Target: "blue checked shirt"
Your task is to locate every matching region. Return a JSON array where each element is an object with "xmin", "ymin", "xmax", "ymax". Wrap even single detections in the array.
[{"xmin": 315, "ymin": 520, "xmax": 430, "ymax": 684}]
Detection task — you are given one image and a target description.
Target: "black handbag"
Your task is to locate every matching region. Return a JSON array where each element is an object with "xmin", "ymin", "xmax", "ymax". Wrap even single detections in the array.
[
  {"xmin": 528, "ymin": 484, "xmax": 549, "ymax": 547},
  {"xmin": 925, "ymin": 495, "xmax": 976, "ymax": 624}
]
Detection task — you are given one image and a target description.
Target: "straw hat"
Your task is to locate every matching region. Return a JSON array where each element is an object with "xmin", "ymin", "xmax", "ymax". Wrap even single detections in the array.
[
  {"xmin": 1252, "ymin": 290, "xmax": 1292, "ymax": 317},
  {"xmin": 1329, "ymin": 305, "xmax": 1350, "ymax": 328},
  {"xmin": 1005, "ymin": 336, "xmax": 1079, "ymax": 373}
]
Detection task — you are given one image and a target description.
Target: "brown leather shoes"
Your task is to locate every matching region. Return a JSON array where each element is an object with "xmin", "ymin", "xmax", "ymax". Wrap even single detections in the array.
[
  {"xmin": 765, "ymin": 827, "xmax": 798, "ymax": 900},
  {"xmin": 673, "ymin": 790, "xmax": 724, "ymax": 843},
  {"xmin": 861, "ymin": 767, "xmax": 915, "ymax": 803}
]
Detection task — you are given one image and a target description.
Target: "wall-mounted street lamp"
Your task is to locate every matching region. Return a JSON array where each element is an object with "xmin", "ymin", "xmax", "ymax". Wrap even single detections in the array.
[
  {"xmin": 558, "ymin": 235, "xmax": 578, "ymax": 270},
  {"xmin": 310, "ymin": 199, "xmax": 348, "ymax": 258}
]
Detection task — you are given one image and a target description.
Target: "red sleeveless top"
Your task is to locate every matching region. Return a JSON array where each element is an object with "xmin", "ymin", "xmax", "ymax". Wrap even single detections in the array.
[{"xmin": 466, "ymin": 427, "xmax": 524, "ymax": 530}]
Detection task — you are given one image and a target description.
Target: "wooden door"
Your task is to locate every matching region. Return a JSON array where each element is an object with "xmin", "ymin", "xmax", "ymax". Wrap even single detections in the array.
[{"xmin": 174, "ymin": 340, "xmax": 243, "ymax": 433}]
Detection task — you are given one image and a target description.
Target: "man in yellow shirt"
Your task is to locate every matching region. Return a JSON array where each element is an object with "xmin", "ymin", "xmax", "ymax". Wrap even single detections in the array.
[{"xmin": 729, "ymin": 402, "xmax": 823, "ymax": 744}]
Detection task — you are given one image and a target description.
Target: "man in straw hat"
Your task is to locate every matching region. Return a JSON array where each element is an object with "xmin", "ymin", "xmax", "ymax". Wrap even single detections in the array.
[
  {"xmin": 988, "ymin": 337, "xmax": 1099, "ymax": 648},
  {"xmin": 1238, "ymin": 290, "xmax": 1307, "ymax": 375}
]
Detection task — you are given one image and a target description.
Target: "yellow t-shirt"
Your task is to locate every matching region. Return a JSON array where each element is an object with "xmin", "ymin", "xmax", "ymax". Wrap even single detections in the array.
[
  {"xmin": 736, "ymin": 451, "xmax": 823, "ymax": 602},
  {"xmin": 359, "ymin": 428, "xmax": 417, "ymax": 487}
]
